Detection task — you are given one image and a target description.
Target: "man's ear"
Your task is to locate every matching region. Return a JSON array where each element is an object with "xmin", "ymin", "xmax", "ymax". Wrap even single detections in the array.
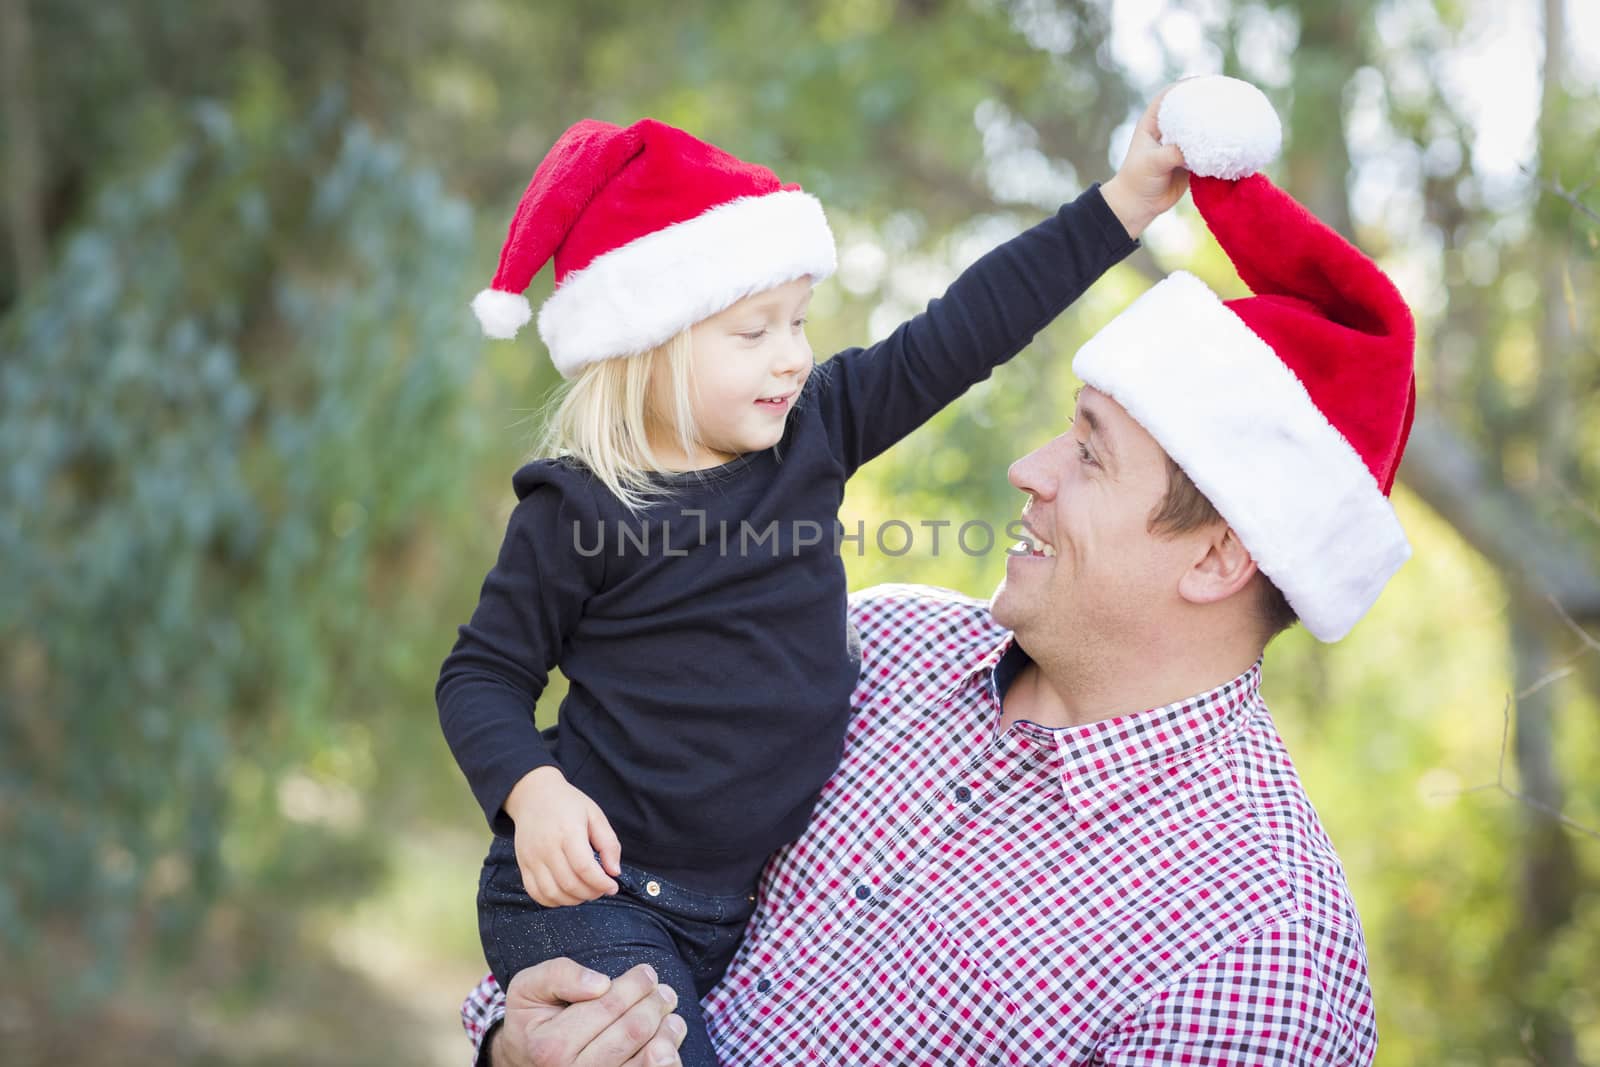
[{"xmin": 1177, "ymin": 525, "xmax": 1258, "ymax": 605}]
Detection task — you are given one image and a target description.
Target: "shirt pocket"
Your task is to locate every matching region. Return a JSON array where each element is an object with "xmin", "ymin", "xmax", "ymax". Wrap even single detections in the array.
[{"xmin": 837, "ymin": 908, "xmax": 1029, "ymax": 1065}]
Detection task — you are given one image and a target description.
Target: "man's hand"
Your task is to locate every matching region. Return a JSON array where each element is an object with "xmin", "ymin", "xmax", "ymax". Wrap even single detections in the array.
[
  {"xmin": 505, "ymin": 766, "xmax": 624, "ymax": 906},
  {"xmin": 1100, "ymin": 84, "xmax": 1190, "ymax": 241},
  {"xmin": 487, "ymin": 960, "xmax": 688, "ymax": 1067}
]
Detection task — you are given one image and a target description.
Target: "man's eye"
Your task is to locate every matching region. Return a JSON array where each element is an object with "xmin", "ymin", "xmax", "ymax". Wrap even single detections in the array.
[{"xmin": 1077, "ymin": 441, "xmax": 1099, "ymax": 467}]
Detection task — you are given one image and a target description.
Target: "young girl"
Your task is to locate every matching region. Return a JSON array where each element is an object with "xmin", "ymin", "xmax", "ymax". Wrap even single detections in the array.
[{"xmin": 440, "ymin": 105, "xmax": 1185, "ymax": 1065}]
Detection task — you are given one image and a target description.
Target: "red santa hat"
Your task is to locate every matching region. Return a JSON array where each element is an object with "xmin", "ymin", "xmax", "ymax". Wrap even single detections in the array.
[
  {"xmin": 1073, "ymin": 75, "xmax": 1417, "ymax": 642},
  {"xmin": 471, "ymin": 118, "xmax": 837, "ymax": 378}
]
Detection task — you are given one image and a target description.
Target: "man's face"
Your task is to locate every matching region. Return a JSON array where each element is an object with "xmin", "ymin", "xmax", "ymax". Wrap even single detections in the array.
[{"xmin": 991, "ymin": 387, "xmax": 1196, "ymax": 650}]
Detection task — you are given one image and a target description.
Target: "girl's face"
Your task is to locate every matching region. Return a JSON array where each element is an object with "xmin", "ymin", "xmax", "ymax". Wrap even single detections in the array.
[{"xmin": 666, "ymin": 277, "xmax": 815, "ymax": 468}]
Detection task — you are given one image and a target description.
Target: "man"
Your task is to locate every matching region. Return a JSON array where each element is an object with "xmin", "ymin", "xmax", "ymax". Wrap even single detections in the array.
[{"xmin": 462, "ymin": 74, "xmax": 1414, "ymax": 1066}]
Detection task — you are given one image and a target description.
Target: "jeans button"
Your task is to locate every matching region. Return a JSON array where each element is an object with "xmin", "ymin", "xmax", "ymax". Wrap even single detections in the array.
[{"xmin": 646, "ymin": 880, "xmax": 661, "ymax": 897}]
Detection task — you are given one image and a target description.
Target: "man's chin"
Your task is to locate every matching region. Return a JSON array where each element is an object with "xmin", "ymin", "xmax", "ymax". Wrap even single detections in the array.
[{"xmin": 989, "ymin": 579, "xmax": 1021, "ymax": 631}]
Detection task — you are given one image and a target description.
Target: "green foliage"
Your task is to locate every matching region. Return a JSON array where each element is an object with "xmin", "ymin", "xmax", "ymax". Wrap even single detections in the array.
[{"xmin": 1, "ymin": 68, "xmax": 478, "ymax": 998}]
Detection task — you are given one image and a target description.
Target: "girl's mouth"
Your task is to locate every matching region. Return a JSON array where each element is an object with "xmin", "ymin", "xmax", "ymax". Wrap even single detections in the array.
[{"xmin": 756, "ymin": 393, "xmax": 795, "ymax": 412}]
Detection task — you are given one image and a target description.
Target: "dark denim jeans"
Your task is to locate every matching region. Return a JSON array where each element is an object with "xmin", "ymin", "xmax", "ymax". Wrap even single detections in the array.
[{"xmin": 478, "ymin": 835, "xmax": 756, "ymax": 1067}]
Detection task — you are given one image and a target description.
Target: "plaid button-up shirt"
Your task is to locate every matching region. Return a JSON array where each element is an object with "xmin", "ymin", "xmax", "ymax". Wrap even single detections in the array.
[{"xmin": 463, "ymin": 584, "xmax": 1377, "ymax": 1065}]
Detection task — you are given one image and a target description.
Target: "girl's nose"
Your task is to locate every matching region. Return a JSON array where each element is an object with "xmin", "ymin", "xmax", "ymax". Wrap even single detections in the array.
[{"xmin": 776, "ymin": 334, "xmax": 811, "ymax": 375}]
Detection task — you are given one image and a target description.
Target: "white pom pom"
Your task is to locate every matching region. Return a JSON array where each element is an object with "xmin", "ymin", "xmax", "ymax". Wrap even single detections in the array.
[
  {"xmin": 471, "ymin": 288, "xmax": 533, "ymax": 340},
  {"xmin": 1158, "ymin": 75, "xmax": 1282, "ymax": 180}
]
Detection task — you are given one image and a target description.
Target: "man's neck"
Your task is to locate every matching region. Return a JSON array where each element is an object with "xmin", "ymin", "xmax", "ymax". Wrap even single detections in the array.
[{"xmin": 998, "ymin": 640, "xmax": 1260, "ymax": 733}]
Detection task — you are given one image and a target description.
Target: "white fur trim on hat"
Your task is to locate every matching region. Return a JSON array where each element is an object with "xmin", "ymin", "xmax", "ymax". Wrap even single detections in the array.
[
  {"xmin": 1158, "ymin": 75, "xmax": 1282, "ymax": 180},
  {"xmin": 1072, "ymin": 271, "xmax": 1410, "ymax": 642},
  {"xmin": 472, "ymin": 288, "xmax": 534, "ymax": 340},
  {"xmin": 537, "ymin": 190, "xmax": 836, "ymax": 378}
]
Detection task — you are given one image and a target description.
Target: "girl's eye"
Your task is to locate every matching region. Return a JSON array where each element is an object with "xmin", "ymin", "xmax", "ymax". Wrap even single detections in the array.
[
  {"xmin": 738, "ymin": 328, "xmax": 767, "ymax": 341},
  {"xmin": 791, "ymin": 317, "xmax": 808, "ymax": 330}
]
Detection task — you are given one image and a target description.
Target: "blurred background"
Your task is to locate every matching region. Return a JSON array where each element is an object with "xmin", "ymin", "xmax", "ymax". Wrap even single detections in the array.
[{"xmin": 3, "ymin": 0, "xmax": 1598, "ymax": 1063}]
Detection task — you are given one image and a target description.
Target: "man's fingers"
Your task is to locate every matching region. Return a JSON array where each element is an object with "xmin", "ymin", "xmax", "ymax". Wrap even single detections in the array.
[
  {"xmin": 618, "ymin": 1018, "xmax": 687, "ymax": 1067},
  {"xmin": 614, "ymin": 1009, "xmax": 687, "ymax": 1067},
  {"xmin": 574, "ymin": 980, "xmax": 682, "ymax": 1067},
  {"xmin": 504, "ymin": 957, "xmax": 612, "ymax": 1010},
  {"xmin": 518, "ymin": 964, "xmax": 663, "ymax": 1064}
]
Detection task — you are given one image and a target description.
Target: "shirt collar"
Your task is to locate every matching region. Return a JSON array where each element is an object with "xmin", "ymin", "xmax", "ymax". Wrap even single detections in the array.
[
  {"xmin": 1049, "ymin": 660, "xmax": 1263, "ymax": 810},
  {"xmin": 952, "ymin": 640, "xmax": 1264, "ymax": 809},
  {"xmin": 937, "ymin": 631, "xmax": 1015, "ymax": 704}
]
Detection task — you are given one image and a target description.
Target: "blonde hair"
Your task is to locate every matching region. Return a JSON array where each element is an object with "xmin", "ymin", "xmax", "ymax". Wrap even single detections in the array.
[{"xmin": 536, "ymin": 329, "xmax": 701, "ymax": 512}]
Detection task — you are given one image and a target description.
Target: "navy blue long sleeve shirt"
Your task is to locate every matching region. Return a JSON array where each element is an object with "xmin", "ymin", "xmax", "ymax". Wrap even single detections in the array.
[{"xmin": 436, "ymin": 184, "xmax": 1137, "ymax": 894}]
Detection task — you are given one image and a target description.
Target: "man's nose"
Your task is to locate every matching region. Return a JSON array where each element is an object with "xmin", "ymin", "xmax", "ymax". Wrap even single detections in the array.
[
  {"xmin": 1008, "ymin": 440, "xmax": 1057, "ymax": 497},
  {"xmin": 1007, "ymin": 456, "xmax": 1035, "ymax": 494}
]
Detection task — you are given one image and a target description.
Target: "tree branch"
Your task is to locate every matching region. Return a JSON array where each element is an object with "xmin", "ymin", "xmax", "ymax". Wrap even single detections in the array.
[
  {"xmin": 1446, "ymin": 597, "xmax": 1600, "ymax": 842},
  {"xmin": 1525, "ymin": 166, "xmax": 1600, "ymax": 228},
  {"xmin": 1451, "ymin": 694, "xmax": 1600, "ymax": 845},
  {"xmin": 1396, "ymin": 413, "xmax": 1600, "ymax": 625}
]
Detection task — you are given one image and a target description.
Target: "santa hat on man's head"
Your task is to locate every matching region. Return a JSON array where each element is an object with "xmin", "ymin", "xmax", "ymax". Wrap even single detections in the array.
[
  {"xmin": 1073, "ymin": 75, "xmax": 1417, "ymax": 643},
  {"xmin": 471, "ymin": 118, "xmax": 836, "ymax": 378}
]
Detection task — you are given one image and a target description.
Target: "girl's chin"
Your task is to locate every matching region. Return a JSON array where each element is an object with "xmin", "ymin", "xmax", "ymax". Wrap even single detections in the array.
[{"xmin": 737, "ymin": 431, "xmax": 785, "ymax": 453}]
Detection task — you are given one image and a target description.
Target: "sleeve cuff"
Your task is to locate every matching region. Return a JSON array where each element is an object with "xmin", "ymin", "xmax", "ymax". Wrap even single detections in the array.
[
  {"xmin": 473, "ymin": 1012, "xmax": 506, "ymax": 1067},
  {"xmin": 1079, "ymin": 182, "xmax": 1142, "ymax": 262},
  {"xmin": 478, "ymin": 749, "xmax": 560, "ymax": 836}
]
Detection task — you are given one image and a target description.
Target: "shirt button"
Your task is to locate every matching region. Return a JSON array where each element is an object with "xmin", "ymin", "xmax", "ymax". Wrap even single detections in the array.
[
  {"xmin": 756, "ymin": 978, "xmax": 772, "ymax": 993},
  {"xmin": 855, "ymin": 884, "xmax": 871, "ymax": 900},
  {"xmin": 954, "ymin": 786, "xmax": 972, "ymax": 802},
  {"xmin": 645, "ymin": 880, "xmax": 661, "ymax": 897}
]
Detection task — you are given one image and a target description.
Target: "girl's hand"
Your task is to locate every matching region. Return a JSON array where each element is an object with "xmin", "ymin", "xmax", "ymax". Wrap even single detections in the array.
[
  {"xmin": 503, "ymin": 766, "xmax": 624, "ymax": 907},
  {"xmin": 1101, "ymin": 85, "xmax": 1191, "ymax": 241}
]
